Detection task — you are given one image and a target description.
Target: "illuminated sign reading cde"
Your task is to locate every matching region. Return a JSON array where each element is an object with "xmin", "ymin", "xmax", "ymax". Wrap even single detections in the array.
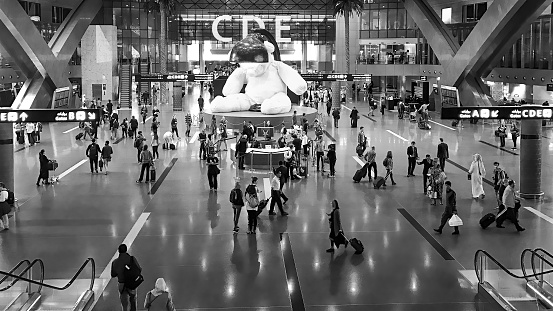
[
  {"xmin": 0, "ymin": 109, "xmax": 100, "ymax": 123},
  {"xmin": 441, "ymin": 106, "xmax": 553, "ymax": 120},
  {"xmin": 212, "ymin": 15, "xmax": 291, "ymax": 42}
]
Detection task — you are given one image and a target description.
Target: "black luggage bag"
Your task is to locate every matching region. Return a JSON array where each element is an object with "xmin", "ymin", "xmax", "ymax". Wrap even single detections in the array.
[
  {"xmin": 349, "ymin": 238, "xmax": 364, "ymax": 254},
  {"xmin": 356, "ymin": 144, "xmax": 364, "ymax": 157},
  {"xmin": 480, "ymin": 213, "xmax": 496, "ymax": 229},
  {"xmin": 373, "ymin": 176, "xmax": 386, "ymax": 189},
  {"xmin": 353, "ymin": 169, "xmax": 364, "ymax": 183},
  {"xmin": 170, "ymin": 143, "xmax": 176, "ymax": 150},
  {"xmin": 150, "ymin": 167, "xmax": 156, "ymax": 182}
]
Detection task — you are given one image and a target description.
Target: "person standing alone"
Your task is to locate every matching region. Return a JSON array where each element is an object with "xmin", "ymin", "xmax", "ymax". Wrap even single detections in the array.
[
  {"xmin": 407, "ymin": 141, "xmax": 418, "ymax": 176},
  {"xmin": 437, "ymin": 138, "xmax": 449, "ymax": 171},
  {"xmin": 434, "ymin": 181, "xmax": 459, "ymax": 235}
]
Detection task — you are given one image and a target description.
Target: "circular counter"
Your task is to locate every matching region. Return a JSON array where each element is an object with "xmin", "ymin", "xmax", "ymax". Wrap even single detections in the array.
[
  {"xmin": 230, "ymin": 143, "xmax": 290, "ymax": 168},
  {"xmin": 204, "ymin": 105, "xmax": 318, "ymax": 128}
]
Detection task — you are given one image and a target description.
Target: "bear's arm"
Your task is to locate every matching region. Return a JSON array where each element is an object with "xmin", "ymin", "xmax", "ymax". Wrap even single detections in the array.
[
  {"xmin": 274, "ymin": 61, "xmax": 307, "ymax": 95},
  {"xmin": 222, "ymin": 67, "xmax": 247, "ymax": 96}
]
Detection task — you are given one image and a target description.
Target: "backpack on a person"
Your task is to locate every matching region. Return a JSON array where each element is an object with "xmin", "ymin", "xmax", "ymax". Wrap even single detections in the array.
[
  {"xmin": 383, "ymin": 158, "xmax": 389, "ymax": 167},
  {"xmin": 123, "ymin": 256, "xmax": 144, "ymax": 290},
  {"xmin": 134, "ymin": 138, "xmax": 142, "ymax": 148},
  {"xmin": 229, "ymin": 189, "xmax": 238, "ymax": 204}
]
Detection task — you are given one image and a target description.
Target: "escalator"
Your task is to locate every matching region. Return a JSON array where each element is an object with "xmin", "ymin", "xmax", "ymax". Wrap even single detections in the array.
[
  {"xmin": 475, "ymin": 248, "xmax": 553, "ymax": 310},
  {"xmin": 119, "ymin": 64, "xmax": 132, "ymax": 108},
  {"xmin": 0, "ymin": 258, "xmax": 95, "ymax": 311}
]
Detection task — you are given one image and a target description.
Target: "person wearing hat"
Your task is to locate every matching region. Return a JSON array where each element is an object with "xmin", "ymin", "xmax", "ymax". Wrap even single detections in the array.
[
  {"xmin": 236, "ymin": 134, "xmax": 249, "ymax": 170},
  {"xmin": 86, "ymin": 138, "xmax": 102, "ymax": 174}
]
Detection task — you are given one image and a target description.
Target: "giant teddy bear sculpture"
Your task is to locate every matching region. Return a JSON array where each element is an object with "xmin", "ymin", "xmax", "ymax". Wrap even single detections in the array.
[{"xmin": 210, "ymin": 29, "xmax": 307, "ymax": 115}]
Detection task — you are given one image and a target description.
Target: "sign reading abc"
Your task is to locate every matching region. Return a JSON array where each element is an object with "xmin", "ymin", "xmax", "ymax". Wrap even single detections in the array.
[
  {"xmin": 441, "ymin": 106, "xmax": 553, "ymax": 120},
  {"xmin": 0, "ymin": 109, "xmax": 100, "ymax": 123}
]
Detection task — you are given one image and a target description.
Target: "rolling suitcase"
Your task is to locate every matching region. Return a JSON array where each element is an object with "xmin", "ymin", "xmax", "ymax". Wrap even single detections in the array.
[
  {"xmin": 480, "ymin": 213, "xmax": 496, "ymax": 229},
  {"xmin": 373, "ymin": 176, "xmax": 386, "ymax": 189},
  {"xmin": 349, "ymin": 238, "xmax": 364, "ymax": 254},
  {"xmin": 150, "ymin": 166, "xmax": 156, "ymax": 182},
  {"xmin": 353, "ymin": 169, "xmax": 364, "ymax": 183},
  {"xmin": 75, "ymin": 132, "xmax": 84, "ymax": 140},
  {"xmin": 170, "ymin": 143, "xmax": 176, "ymax": 150}
]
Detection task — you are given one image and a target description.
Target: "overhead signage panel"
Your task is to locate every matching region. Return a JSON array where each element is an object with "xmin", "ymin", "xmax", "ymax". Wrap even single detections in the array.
[
  {"xmin": 0, "ymin": 109, "xmax": 100, "ymax": 123},
  {"xmin": 135, "ymin": 74, "xmax": 214, "ymax": 82},
  {"xmin": 441, "ymin": 106, "xmax": 553, "ymax": 120},
  {"xmin": 301, "ymin": 73, "xmax": 372, "ymax": 81}
]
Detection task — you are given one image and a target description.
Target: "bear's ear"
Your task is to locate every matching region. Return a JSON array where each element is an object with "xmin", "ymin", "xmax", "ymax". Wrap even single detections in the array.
[{"xmin": 264, "ymin": 41, "xmax": 275, "ymax": 54}]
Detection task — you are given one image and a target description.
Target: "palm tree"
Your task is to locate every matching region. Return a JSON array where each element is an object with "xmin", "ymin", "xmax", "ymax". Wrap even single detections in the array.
[
  {"xmin": 144, "ymin": 0, "xmax": 177, "ymax": 106},
  {"xmin": 333, "ymin": 0, "xmax": 363, "ymax": 107}
]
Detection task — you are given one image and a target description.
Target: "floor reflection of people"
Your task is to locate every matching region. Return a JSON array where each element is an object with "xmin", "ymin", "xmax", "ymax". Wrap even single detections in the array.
[
  {"xmin": 328, "ymin": 250, "xmax": 348, "ymax": 296},
  {"xmin": 247, "ymin": 236, "xmax": 260, "ymax": 279},
  {"xmin": 206, "ymin": 191, "xmax": 220, "ymax": 229},
  {"xmin": 230, "ymin": 234, "xmax": 244, "ymax": 274}
]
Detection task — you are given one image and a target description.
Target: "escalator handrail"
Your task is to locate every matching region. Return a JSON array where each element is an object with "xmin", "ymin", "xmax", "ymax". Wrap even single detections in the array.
[
  {"xmin": 0, "ymin": 260, "xmax": 31, "ymax": 290},
  {"xmin": 0, "ymin": 259, "xmax": 44, "ymax": 292},
  {"xmin": 475, "ymin": 250, "xmax": 553, "ymax": 283},
  {"xmin": 521, "ymin": 248, "xmax": 553, "ymax": 282},
  {"xmin": 0, "ymin": 257, "xmax": 95, "ymax": 292}
]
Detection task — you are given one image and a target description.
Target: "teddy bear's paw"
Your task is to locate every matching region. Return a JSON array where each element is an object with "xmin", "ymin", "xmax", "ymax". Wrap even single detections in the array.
[
  {"xmin": 260, "ymin": 93, "xmax": 291, "ymax": 115},
  {"xmin": 211, "ymin": 94, "xmax": 253, "ymax": 112}
]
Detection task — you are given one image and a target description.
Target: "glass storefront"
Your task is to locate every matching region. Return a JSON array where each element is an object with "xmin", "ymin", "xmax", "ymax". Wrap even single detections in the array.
[{"xmin": 360, "ymin": 0, "xmax": 416, "ymax": 39}]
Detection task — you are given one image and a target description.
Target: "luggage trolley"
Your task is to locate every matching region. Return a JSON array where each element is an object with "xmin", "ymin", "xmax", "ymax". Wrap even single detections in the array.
[
  {"xmin": 408, "ymin": 103, "xmax": 418, "ymax": 122},
  {"xmin": 48, "ymin": 160, "xmax": 59, "ymax": 183}
]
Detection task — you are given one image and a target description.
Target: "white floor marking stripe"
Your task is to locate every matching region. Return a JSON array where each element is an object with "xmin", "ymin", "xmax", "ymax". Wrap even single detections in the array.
[
  {"xmin": 386, "ymin": 130, "xmax": 409, "ymax": 142},
  {"xmin": 352, "ymin": 156, "xmax": 365, "ymax": 167},
  {"xmin": 145, "ymin": 116, "xmax": 153, "ymax": 122},
  {"xmin": 92, "ymin": 212, "xmax": 151, "ymax": 308},
  {"xmin": 523, "ymin": 206, "xmax": 553, "ymax": 225},
  {"xmin": 62, "ymin": 126, "xmax": 80, "ymax": 134},
  {"xmin": 189, "ymin": 131, "xmax": 199, "ymax": 143},
  {"xmin": 58, "ymin": 159, "xmax": 88, "ymax": 180},
  {"xmin": 341, "ymin": 104, "xmax": 352, "ymax": 111},
  {"xmin": 263, "ymin": 177, "xmax": 272, "ymax": 206},
  {"xmin": 429, "ymin": 120, "xmax": 456, "ymax": 131}
]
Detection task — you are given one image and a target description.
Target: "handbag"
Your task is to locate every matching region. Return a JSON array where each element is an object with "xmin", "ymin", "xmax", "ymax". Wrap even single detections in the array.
[
  {"xmin": 432, "ymin": 191, "xmax": 438, "ymax": 199},
  {"xmin": 448, "ymin": 214, "xmax": 463, "ymax": 227},
  {"xmin": 467, "ymin": 174, "xmax": 472, "ymax": 180}
]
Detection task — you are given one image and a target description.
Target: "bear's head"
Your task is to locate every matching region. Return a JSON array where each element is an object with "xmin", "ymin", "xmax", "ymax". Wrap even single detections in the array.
[{"xmin": 229, "ymin": 29, "xmax": 281, "ymax": 77}]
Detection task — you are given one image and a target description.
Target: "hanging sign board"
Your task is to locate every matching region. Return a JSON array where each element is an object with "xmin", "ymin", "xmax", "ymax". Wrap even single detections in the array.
[
  {"xmin": 441, "ymin": 106, "xmax": 553, "ymax": 119},
  {"xmin": 0, "ymin": 109, "xmax": 100, "ymax": 123}
]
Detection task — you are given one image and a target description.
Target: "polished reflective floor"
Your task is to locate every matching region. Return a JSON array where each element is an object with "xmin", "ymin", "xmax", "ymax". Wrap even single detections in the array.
[{"xmin": 2, "ymin": 87, "xmax": 553, "ymax": 310}]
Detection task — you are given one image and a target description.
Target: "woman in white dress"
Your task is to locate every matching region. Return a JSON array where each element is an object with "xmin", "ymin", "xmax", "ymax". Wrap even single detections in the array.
[{"xmin": 468, "ymin": 153, "xmax": 486, "ymax": 199}]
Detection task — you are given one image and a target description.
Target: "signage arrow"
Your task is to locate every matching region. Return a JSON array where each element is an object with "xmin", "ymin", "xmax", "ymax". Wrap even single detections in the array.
[{"xmin": 20, "ymin": 112, "xmax": 28, "ymax": 121}]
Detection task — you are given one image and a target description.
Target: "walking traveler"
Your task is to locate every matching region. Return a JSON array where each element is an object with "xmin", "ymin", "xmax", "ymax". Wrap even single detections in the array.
[
  {"xmin": 111, "ymin": 117, "xmax": 119, "ymax": 140},
  {"xmin": 326, "ymin": 200, "xmax": 347, "ymax": 253},
  {"xmin": 141, "ymin": 106, "xmax": 148, "ymax": 124},
  {"xmin": 275, "ymin": 161, "xmax": 289, "ymax": 203},
  {"xmin": 269, "ymin": 171, "xmax": 288, "ymax": 216},
  {"xmin": 198, "ymin": 95, "xmax": 204, "ymax": 112},
  {"xmin": 143, "ymin": 278, "xmax": 175, "ymax": 311},
  {"xmin": 151, "ymin": 132, "xmax": 160, "ymax": 159},
  {"xmin": 434, "ymin": 181, "xmax": 460, "ymax": 235},
  {"xmin": 364, "ymin": 146, "xmax": 377, "ymax": 181},
  {"xmin": 184, "ymin": 113, "xmax": 192, "ymax": 137},
  {"xmin": 327, "ymin": 143, "xmax": 337, "ymax": 178},
  {"xmin": 236, "ymin": 135, "xmax": 248, "ymax": 170},
  {"xmin": 496, "ymin": 180, "xmax": 525, "ymax": 232},
  {"xmin": 429, "ymin": 164, "xmax": 446, "ymax": 205},
  {"xmin": 350, "ymin": 107, "xmax": 359, "ymax": 128},
  {"xmin": 407, "ymin": 141, "xmax": 418, "ymax": 176},
  {"xmin": 492, "ymin": 162, "xmax": 508, "ymax": 204},
  {"xmin": 121, "ymin": 118, "xmax": 128, "ymax": 138},
  {"xmin": 383, "ymin": 151, "xmax": 397, "ymax": 186},
  {"xmin": 301, "ymin": 131, "xmax": 309, "ymax": 156},
  {"xmin": 326, "ymin": 99, "xmax": 332, "ymax": 116},
  {"xmin": 36, "ymin": 149, "xmax": 49, "ymax": 186},
  {"xmin": 498, "ymin": 125, "xmax": 507, "ymax": 147},
  {"xmin": 468, "ymin": 154, "xmax": 486, "ymax": 199},
  {"xmin": 245, "ymin": 177, "xmax": 261, "ymax": 234},
  {"xmin": 199, "ymin": 129, "xmax": 207, "ymax": 160},
  {"xmin": 0, "ymin": 183, "xmax": 11, "ymax": 230},
  {"xmin": 35, "ymin": 122, "xmax": 42, "ymax": 143},
  {"xmin": 26, "ymin": 122, "xmax": 35, "ymax": 146},
  {"xmin": 511, "ymin": 123, "xmax": 519, "ymax": 150},
  {"xmin": 229, "ymin": 182, "xmax": 244, "ymax": 233},
  {"xmin": 136, "ymin": 145, "xmax": 154, "ymax": 183},
  {"xmin": 292, "ymin": 110, "xmax": 298, "ymax": 126},
  {"xmin": 437, "ymin": 138, "xmax": 449, "ymax": 171},
  {"xmin": 357, "ymin": 127, "xmax": 367, "ymax": 155},
  {"xmin": 111, "ymin": 244, "xmax": 142, "ymax": 311},
  {"xmin": 332, "ymin": 108, "xmax": 340, "ymax": 128},
  {"xmin": 207, "ymin": 154, "xmax": 220, "ymax": 191},
  {"xmin": 101, "ymin": 141, "xmax": 113, "ymax": 175},
  {"xmin": 130, "ymin": 116, "xmax": 139, "ymax": 138},
  {"xmin": 135, "ymin": 131, "xmax": 146, "ymax": 163},
  {"xmin": 417, "ymin": 154, "xmax": 434, "ymax": 194},
  {"xmin": 86, "ymin": 139, "xmax": 102, "ymax": 174},
  {"xmin": 315, "ymin": 135, "xmax": 326, "ymax": 172}
]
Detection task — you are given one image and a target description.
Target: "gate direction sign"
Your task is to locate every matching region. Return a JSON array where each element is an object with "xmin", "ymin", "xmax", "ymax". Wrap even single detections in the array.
[
  {"xmin": 0, "ymin": 109, "xmax": 100, "ymax": 123},
  {"xmin": 136, "ymin": 73, "xmax": 372, "ymax": 82},
  {"xmin": 441, "ymin": 106, "xmax": 553, "ymax": 120},
  {"xmin": 135, "ymin": 74, "xmax": 214, "ymax": 82}
]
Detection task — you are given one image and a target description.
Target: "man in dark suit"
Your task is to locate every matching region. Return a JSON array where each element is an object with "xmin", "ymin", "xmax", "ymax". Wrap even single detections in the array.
[
  {"xmin": 407, "ymin": 141, "xmax": 418, "ymax": 176},
  {"xmin": 236, "ymin": 135, "xmax": 248, "ymax": 170},
  {"xmin": 434, "ymin": 181, "xmax": 459, "ymax": 235},
  {"xmin": 437, "ymin": 138, "xmax": 449, "ymax": 171}
]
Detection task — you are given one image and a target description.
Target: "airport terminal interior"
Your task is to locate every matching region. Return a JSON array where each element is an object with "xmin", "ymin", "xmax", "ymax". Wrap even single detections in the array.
[{"xmin": 2, "ymin": 0, "xmax": 553, "ymax": 310}]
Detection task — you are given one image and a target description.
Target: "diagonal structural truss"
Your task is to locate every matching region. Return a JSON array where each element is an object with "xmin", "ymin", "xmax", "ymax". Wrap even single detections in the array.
[
  {"xmin": 403, "ymin": 0, "xmax": 553, "ymax": 106},
  {"xmin": 0, "ymin": 0, "xmax": 101, "ymax": 109}
]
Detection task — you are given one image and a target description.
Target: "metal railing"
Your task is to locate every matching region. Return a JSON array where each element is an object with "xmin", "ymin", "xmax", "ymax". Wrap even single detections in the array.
[
  {"xmin": 475, "ymin": 250, "xmax": 553, "ymax": 284},
  {"xmin": 0, "ymin": 257, "xmax": 95, "ymax": 293},
  {"xmin": 522, "ymin": 248, "xmax": 553, "ymax": 283}
]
